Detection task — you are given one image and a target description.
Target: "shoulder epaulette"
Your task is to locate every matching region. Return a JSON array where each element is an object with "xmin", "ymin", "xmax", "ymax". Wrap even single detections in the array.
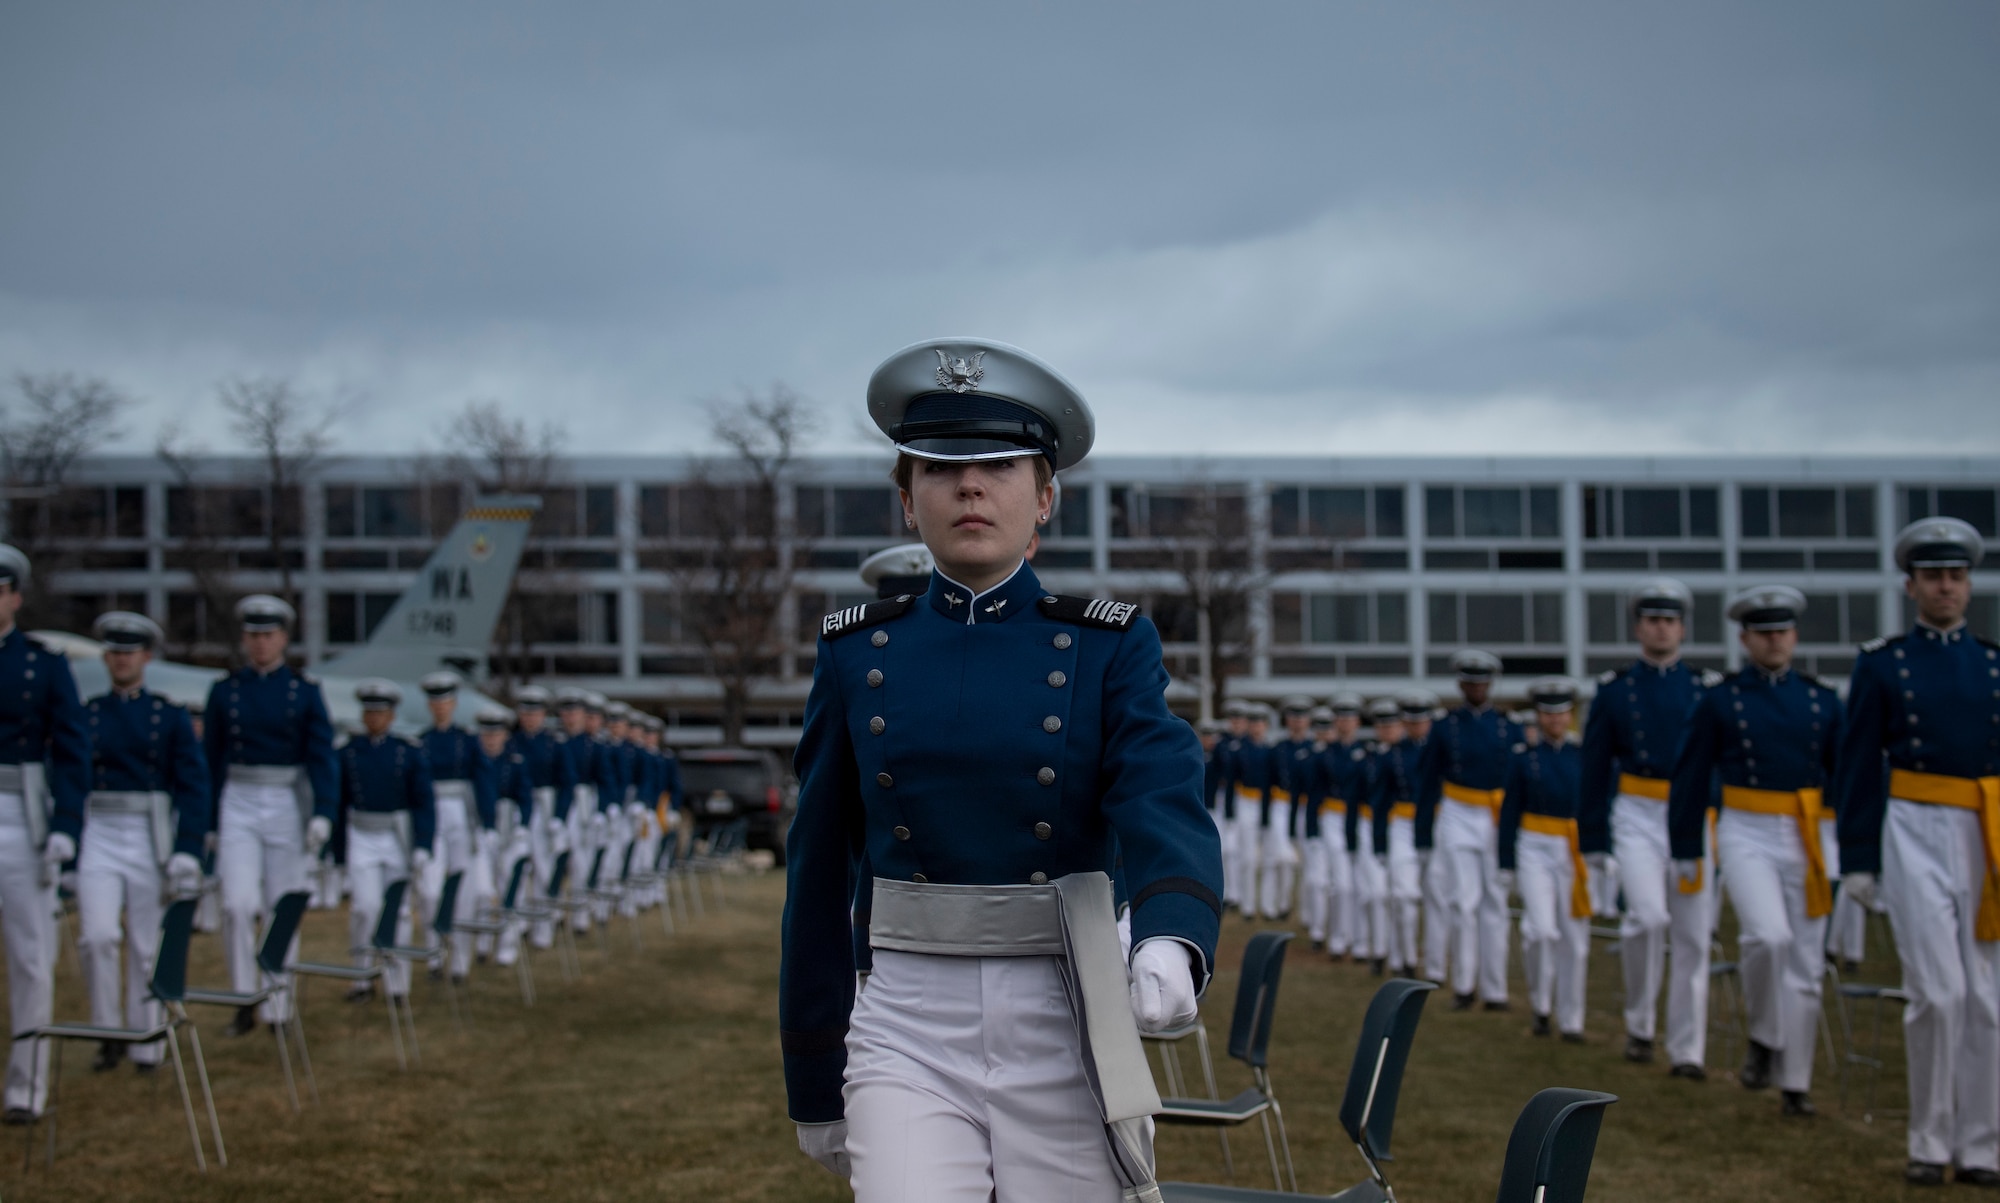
[
  {"xmin": 1037, "ymin": 594, "xmax": 1141, "ymax": 630},
  {"xmin": 820, "ymin": 595, "xmax": 916, "ymax": 640},
  {"xmin": 1699, "ymin": 669, "xmax": 1724, "ymax": 688},
  {"xmin": 1597, "ymin": 668, "xmax": 1621, "ymax": 686},
  {"xmin": 1351, "ymin": 747, "xmax": 1368, "ymax": 761},
  {"xmin": 1859, "ymin": 633, "xmax": 1903, "ymax": 655},
  {"xmin": 1512, "ymin": 742, "xmax": 1528, "ymax": 754},
  {"xmin": 25, "ymin": 633, "xmax": 59, "ymax": 655},
  {"xmin": 399, "ymin": 734, "xmax": 423, "ymax": 748}
]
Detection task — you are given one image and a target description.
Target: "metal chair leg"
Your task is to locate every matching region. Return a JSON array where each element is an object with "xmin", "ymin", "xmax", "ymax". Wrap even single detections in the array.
[
  {"xmin": 44, "ymin": 1037, "xmax": 61, "ymax": 1169},
  {"xmin": 402, "ymin": 991, "xmax": 422, "ymax": 1067},
  {"xmin": 1258, "ymin": 1109, "xmax": 1281, "ymax": 1190},
  {"xmin": 180, "ymin": 1009, "xmax": 227, "ymax": 1168},
  {"xmin": 165, "ymin": 1027, "xmax": 208, "ymax": 1173},
  {"xmin": 383, "ymin": 974, "xmax": 408, "ymax": 1070},
  {"xmin": 1270, "ymin": 1098, "xmax": 1297, "ymax": 1192},
  {"xmin": 272, "ymin": 1015, "xmax": 301, "ymax": 1112},
  {"xmin": 290, "ymin": 1006, "xmax": 320, "ymax": 1106}
]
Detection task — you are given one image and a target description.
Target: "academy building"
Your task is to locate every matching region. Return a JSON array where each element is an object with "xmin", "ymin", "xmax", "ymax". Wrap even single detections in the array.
[{"xmin": 12, "ymin": 453, "xmax": 1998, "ymax": 744}]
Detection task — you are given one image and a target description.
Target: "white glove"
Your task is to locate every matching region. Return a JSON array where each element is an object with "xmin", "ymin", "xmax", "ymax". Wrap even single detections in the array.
[
  {"xmin": 590, "ymin": 812, "xmax": 609, "ymax": 838},
  {"xmin": 1674, "ymin": 859, "xmax": 1703, "ymax": 889},
  {"xmin": 1584, "ymin": 852, "xmax": 1608, "ymax": 875},
  {"xmin": 663, "ymin": 808, "xmax": 681, "ymax": 831},
  {"xmin": 167, "ymin": 852, "xmax": 203, "ymax": 898},
  {"xmin": 477, "ymin": 828, "xmax": 500, "ymax": 859},
  {"xmin": 305, "ymin": 816, "xmax": 332, "ymax": 857},
  {"xmin": 1129, "ymin": 937, "xmax": 1199, "ymax": 1034},
  {"xmin": 41, "ymin": 832, "xmax": 76, "ymax": 890},
  {"xmin": 509, "ymin": 829, "xmax": 531, "ymax": 862},
  {"xmin": 1841, "ymin": 871, "xmax": 1876, "ymax": 910},
  {"xmin": 796, "ymin": 1119, "xmax": 850, "ymax": 1179},
  {"xmin": 1495, "ymin": 868, "xmax": 1517, "ymax": 896},
  {"xmin": 410, "ymin": 847, "xmax": 433, "ymax": 877}
]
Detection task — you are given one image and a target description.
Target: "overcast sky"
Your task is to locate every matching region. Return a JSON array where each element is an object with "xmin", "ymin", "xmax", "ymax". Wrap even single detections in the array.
[{"xmin": 2, "ymin": 2, "xmax": 1996, "ymax": 461}]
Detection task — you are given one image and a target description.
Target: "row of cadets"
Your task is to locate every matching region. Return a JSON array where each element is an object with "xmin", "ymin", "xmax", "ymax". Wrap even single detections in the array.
[
  {"xmin": 205, "ymin": 594, "xmax": 338, "ymax": 1038},
  {"xmin": 1266, "ymin": 697, "xmax": 1315, "ymax": 920},
  {"xmin": 1420, "ymin": 649, "xmax": 1523, "ymax": 1011},
  {"xmin": 1498, "ymin": 677, "xmax": 1592, "ymax": 1042},
  {"xmin": 1834, "ymin": 517, "xmax": 1998, "ymax": 1187},
  {"xmin": 0, "ymin": 545, "xmax": 88, "ymax": 1122},
  {"xmin": 509, "ymin": 684, "xmax": 575, "ymax": 950},
  {"xmin": 1347, "ymin": 698, "xmax": 1397, "ymax": 971},
  {"xmin": 419, "ymin": 671, "xmax": 497, "ymax": 981},
  {"xmin": 77, "ymin": 612, "xmax": 209, "ymax": 1075},
  {"xmin": 1402, "ymin": 694, "xmax": 1450, "ymax": 983},
  {"xmin": 1295, "ymin": 703, "xmax": 1333, "ymax": 951},
  {"xmin": 1578, "ymin": 577, "xmax": 1722, "ymax": 1076},
  {"xmin": 1669, "ymin": 586, "xmax": 1844, "ymax": 1118},
  {"xmin": 337, "ymin": 680, "xmax": 436, "ymax": 1002},
  {"xmin": 474, "ymin": 703, "xmax": 532, "ymax": 964}
]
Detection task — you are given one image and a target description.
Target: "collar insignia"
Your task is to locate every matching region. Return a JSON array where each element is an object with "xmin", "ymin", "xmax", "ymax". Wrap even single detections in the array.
[{"xmin": 945, "ymin": 592, "xmax": 964, "ymax": 608}]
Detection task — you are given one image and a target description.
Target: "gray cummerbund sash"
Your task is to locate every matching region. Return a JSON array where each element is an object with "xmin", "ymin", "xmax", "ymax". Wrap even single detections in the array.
[
  {"xmin": 348, "ymin": 810, "xmax": 405, "ymax": 833},
  {"xmin": 870, "ymin": 879, "xmax": 1068, "ymax": 957},
  {"xmin": 228, "ymin": 764, "xmax": 301, "ymax": 787},
  {"xmin": 0, "ymin": 763, "xmax": 30, "ymax": 793},
  {"xmin": 87, "ymin": 790, "xmax": 160, "ymax": 816}
]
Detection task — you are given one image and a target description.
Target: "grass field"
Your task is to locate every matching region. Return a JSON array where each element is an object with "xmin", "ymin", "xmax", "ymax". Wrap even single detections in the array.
[{"xmin": 0, "ymin": 869, "xmax": 1927, "ymax": 1201}]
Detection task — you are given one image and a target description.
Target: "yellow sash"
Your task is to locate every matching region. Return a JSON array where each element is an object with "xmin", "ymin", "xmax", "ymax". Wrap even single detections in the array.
[
  {"xmin": 1268, "ymin": 786, "xmax": 1293, "ymax": 804},
  {"xmin": 1722, "ymin": 785, "xmax": 1832, "ymax": 919},
  {"xmin": 1890, "ymin": 769, "xmax": 2000, "ymax": 942},
  {"xmin": 1319, "ymin": 799, "xmax": 1347, "ymax": 816},
  {"xmin": 1388, "ymin": 801, "xmax": 1417, "ymax": 821},
  {"xmin": 1677, "ymin": 812, "xmax": 1717, "ymax": 896},
  {"xmin": 1520, "ymin": 813, "xmax": 1592, "ymax": 919},
  {"xmin": 1444, "ymin": 781, "xmax": 1504, "ymax": 814},
  {"xmin": 1233, "ymin": 786, "xmax": 1262, "ymax": 806},
  {"xmin": 1618, "ymin": 773, "xmax": 1670, "ymax": 802}
]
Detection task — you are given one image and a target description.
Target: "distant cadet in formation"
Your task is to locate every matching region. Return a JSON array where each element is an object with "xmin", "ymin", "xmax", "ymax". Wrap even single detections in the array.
[
  {"xmin": 1835, "ymin": 517, "xmax": 2000, "ymax": 1187},
  {"xmin": 338, "ymin": 680, "xmax": 435, "ymax": 1001},
  {"xmin": 1215, "ymin": 698, "xmax": 1250, "ymax": 909},
  {"xmin": 556, "ymin": 688, "xmax": 615, "ymax": 931},
  {"xmin": 1671, "ymin": 586, "xmax": 1843, "ymax": 1118},
  {"xmin": 1266, "ymin": 696, "xmax": 1314, "ymax": 919},
  {"xmin": 76, "ymin": 612, "xmax": 208, "ymax": 1075},
  {"xmin": 601, "ymin": 700, "xmax": 639, "ymax": 915},
  {"xmin": 1313, "ymin": 693, "xmax": 1366, "ymax": 960},
  {"xmin": 205, "ymin": 594, "xmax": 337, "ymax": 1037},
  {"xmin": 0, "ymin": 545, "xmax": 88, "ymax": 1123},
  {"xmin": 1402, "ymin": 690, "xmax": 1452, "ymax": 985},
  {"xmin": 1375, "ymin": 694, "xmax": 1426, "ymax": 976},
  {"xmin": 1579, "ymin": 577, "xmax": 1721, "ymax": 1075},
  {"xmin": 510, "ymin": 684, "xmax": 573, "ymax": 950},
  {"xmin": 1421, "ymin": 649, "xmax": 1521, "ymax": 1011},
  {"xmin": 1232, "ymin": 704, "xmax": 1277, "ymax": 919},
  {"xmin": 1499, "ymin": 677, "xmax": 1592, "ymax": 1042},
  {"xmin": 1296, "ymin": 704, "xmax": 1334, "ymax": 950},
  {"xmin": 1351, "ymin": 697, "xmax": 1398, "ymax": 973},
  {"xmin": 475, "ymin": 704, "xmax": 531, "ymax": 963},
  {"xmin": 418, "ymin": 671, "xmax": 495, "ymax": 981}
]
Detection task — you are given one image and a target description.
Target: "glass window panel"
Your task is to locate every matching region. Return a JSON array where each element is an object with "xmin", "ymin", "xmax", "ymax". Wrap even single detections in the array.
[
  {"xmin": 361, "ymin": 592, "xmax": 399, "ymax": 640},
  {"xmin": 362, "ymin": 487, "xmax": 421, "ymax": 538},
  {"xmin": 324, "ymin": 486, "xmax": 357, "ymax": 538},
  {"xmin": 1108, "ymin": 487, "xmax": 1134, "ymax": 538},
  {"xmin": 1621, "ymin": 488, "xmax": 1683, "ymax": 538},
  {"xmin": 1374, "ymin": 487, "xmax": 1405, "ymax": 538},
  {"xmin": 1376, "ymin": 593, "xmax": 1408, "ymax": 644},
  {"xmin": 112, "ymin": 487, "xmax": 145, "ymax": 538},
  {"xmin": 1966, "ymin": 593, "xmax": 1998, "ymax": 642},
  {"xmin": 1688, "ymin": 487, "xmax": 1719, "ymax": 538},
  {"xmin": 1305, "ymin": 595, "xmax": 1334, "ymax": 644},
  {"xmin": 833, "ymin": 487, "xmax": 895, "ymax": 538},
  {"xmin": 1309, "ymin": 488, "xmax": 1368, "ymax": 539},
  {"xmin": 1425, "ymin": 487, "xmax": 1456, "ymax": 538},
  {"xmin": 1938, "ymin": 488, "xmax": 1998, "ymax": 537},
  {"xmin": 428, "ymin": 484, "xmax": 461, "ymax": 536},
  {"xmin": 1335, "ymin": 594, "xmax": 1371, "ymax": 643},
  {"xmin": 1148, "ymin": 492, "xmax": 1193, "ymax": 537},
  {"xmin": 1465, "ymin": 593, "xmax": 1526, "ymax": 643},
  {"xmin": 1427, "ymin": 591, "xmax": 1460, "ymax": 643},
  {"xmin": 639, "ymin": 486, "xmax": 673, "ymax": 537},
  {"xmin": 1057, "ymin": 487, "xmax": 1091, "ymax": 539},
  {"xmin": 1846, "ymin": 591, "xmax": 1879, "ymax": 642},
  {"xmin": 1844, "ymin": 487, "xmax": 1876, "ymax": 538},
  {"xmin": 1269, "ymin": 487, "xmax": 1300, "ymax": 538},
  {"xmin": 1902, "ymin": 486, "xmax": 1931, "ymax": 525},
  {"xmin": 1776, "ymin": 488, "xmax": 1838, "ymax": 539},
  {"xmin": 794, "ymin": 487, "xmax": 826, "ymax": 537},
  {"xmin": 1529, "ymin": 487, "xmax": 1560, "ymax": 538},
  {"xmin": 582, "ymin": 487, "xmax": 616, "ymax": 538},
  {"xmin": 1691, "ymin": 592, "xmax": 1724, "ymax": 644},
  {"xmin": 1587, "ymin": 593, "xmax": 1622, "ymax": 644},
  {"xmin": 1271, "ymin": 593, "xmax": 1303, "ymax": 643},
  {"xmin": 1740, "ymin": 487, "xmax": 1772, "ymax": 538},
  {"xmin": 1532, "ymin": 592, "xmax": 1564, "ymax": 643},
  {"xmin": 1463, "ymin": 488, "xmax": 1523, "ymax": 538},
  {"xmin": 325, "ymin": 594, "xmax": 357, "ymax": 644},
  {"xmin": 534, "ymin": 489, "xmax": 576, "ymax": 537},
  {"xmin": 642, "ymin": 593, "xmax": 677, "ymax": 643},
  {"xmin": 1798, "ymin": 593, "xmax": 1842, "ymax": 644}
]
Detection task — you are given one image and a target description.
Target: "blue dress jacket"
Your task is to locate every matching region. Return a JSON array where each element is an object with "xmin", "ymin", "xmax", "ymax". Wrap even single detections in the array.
[
  {"xmin": 1499, "ymin": 740, "xmax": 1582, "ymax": 872},
  {"xmin": 1319, "ymin": 738, "xmax": 1369, "ymax": 845},
  {"xmin": 202, "ymin": 664, "xmax": 338, "ymax": 823},
  {"xmin": 1418, "ymin": 704, "xmax": 1523, "ymax": 844},
  {"xmin": 508, "ymin": 727, "xmax": 576, "ymax": 820},
  {"xmin": 1276, "ymin": 736, "xmax": 1318, "ymax": 838},
  {"xmin": 86, "ymin": 687, "xmax": 210, "ymax": 857},
  {"xmin": 422, "ymin": 725, "xmax": 498, "ymax": 829},
  {"xmin": 1370, "ymin": 738, "xmax": 1423, "ymax": 856},
  {"xmin": 0, "ymin": 628, "xmax": 90, "ymax": 841},
  {"xmin": 1234, "ymin": 739, "xmax": 1281, "ymax": 828},
  {"xmin": 562, "ymin": 733, "xmax": 623, "ymax": 813},
  {"xmin": 1836, "ymin": 624, "xmax": 2000, "ymax": 875},
  {"xmin": 1669, "ymin": 666, "xmax": 1844, "ymax": 861},
  {"xmin": 779, "ymin": 562, "xmax": 1223, "ymax": 1125},
  {"xmin": 1578, "ymin": 659, "xmax": 1715, "ymax": 855},
  {"xmin": 1215, "ymin": 734, "xmax": 1247, "ymax": 820},
  {"xmin": 481, "ymin": 746, "xmax": 532, "ymax": 827},
  {"xmin": 336, "ymin": 733, "xmax": 436, "ymax": 855}
]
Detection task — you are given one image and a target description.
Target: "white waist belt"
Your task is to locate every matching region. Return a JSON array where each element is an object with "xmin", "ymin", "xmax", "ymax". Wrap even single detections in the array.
[
  {"xmin": 87, "ymin": 790, "xmax": 161, "ymax": 816},
  {"xmin": 0, "ymin": 763, "xmax": 33, "ymax": 793},
  {"xmin": 228, "ymin": 764, "xmax": 300, "ymax": 787},
  {"xmin": 348, "ymin": 811, "xmax": 405, "ymax": 833}
]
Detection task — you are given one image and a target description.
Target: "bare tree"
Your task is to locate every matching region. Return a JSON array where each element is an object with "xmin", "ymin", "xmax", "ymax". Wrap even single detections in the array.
[
  {"xmin": 0, "ymin": 373, "xmax": 131, "ymax": 627},
  {"xmin": 153, "ymin": 424, "xmax": 240, "ymax": 665},
  {"xmin": 217, "ymin": 375, "xmax": 339, "ymax": 602},
  {"xmin": 1155, "ymin": 484, "xmax": 1265, "ymax": 721},
  {"xmin": 673, "ymin": 386, "xmax": 816, "ymax": 745}
]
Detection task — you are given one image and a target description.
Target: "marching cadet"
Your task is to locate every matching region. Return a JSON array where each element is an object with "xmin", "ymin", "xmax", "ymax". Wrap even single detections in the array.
[
  {"xmin": 1216, "ymin": 698, "xmax": 1250, "ymax": 910},
  {"xmin": 418, "ymin": 672, "xmax": 495, "ymax": 981},
  {"xmin": 1835, "ymin": 518, "xmax": 2000, "ymax": 1186},
  {"xmin": 599, "ymin": 700, "xmax": 639, "ymax": 913},
  {"xmin": 1499, "ymin": 678, "xmax": 1592, "ymax": 1042},
  {"xmin": 1351, "ymin": 698, "xmax": 1400, "ymax": 974},
  {"xmin": 1376, "ymin": 696, "xmax": 1427, "ymax": 976},
  {"xmin": 206, "ymin": 594, "xmax": 337, "ymax": 1038},
  {"xmin": 1265, "ymin": 696, "xmax": 1315, "ymax": 920},
  {"xmin": 1298, "ymin": 706, "xmax": 1333, "ymax": 950},
  {"xmin": 782, "ymin": 337, "xmax": 1222, "ymax": 1201},
  {"xmin": 1579, "ymin": 577, "xmax": 1721, "ymax": 1075},
  {"xmin": 555, "ymin": 689, "xmax": 615, "ymax": 931},
  {"xmin": 338, "ymin": 681, "xmax": 436, "ymax": 1001},
  {"xmin": 1420, "ymin": 650, "xmax": 1522, "ymax": 1011},
  {"xmin": 1314, "ymin": 694, "xmax": 1367, "ymax": 960},
  {"xmin": 0, "ymin": 545, "xmax": 89, "ymax": 1123},
  {"xmin": 76, "ymin": 613, "xmax": 208, "ymax": 1075},
  {"xmin": 1671, "ymin": 587, "xmax": 1843, "ymax": 1118},
  {"xmin": 637, "ymin": 714, "xmax": 680, "ymax": 905},
  {"xmin": 1403, "ymin": 691, "xmax": 1453, "ymax": 984},
  {"xmin": 475, "ymin": 705, "xmax": 531, "ymax": 964},
  {"xmin": 510, "ymin": 685, "xmax": 573, "ymax": 949}
]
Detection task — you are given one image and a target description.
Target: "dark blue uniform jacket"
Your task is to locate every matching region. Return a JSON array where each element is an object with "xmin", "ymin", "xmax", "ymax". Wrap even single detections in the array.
[
  {"xmin": 86, "ymin": 688, "xmax": 209, "ymax": 857},
  {"xmin": 336, "ymin": 733, "xmax": 436, "ymax": 855},
  {"xmin": 0, "ymin": 630, "xmax": 90, "ymax": 841},
  {"xmin": 202, "ymin": 665, "xmax": 337, "ymax": 823},
  {"xmin": 422, "ymin": 725, "xmax": 497, "ymax": 829},
  {"xmin": 508, "ymin": 727, "xmax": 575, "ymax": 820},
  {"xmin": 1499, "ymin": 740, "xmax": 1581, "ymax": 872},
  {"xmin": 1579, "ymin": 659, "xmax": 1712, "ymax": 856},
  {"xmin": 1669, "ymin": 667, "xmax": 1843, "ymax": 861}
]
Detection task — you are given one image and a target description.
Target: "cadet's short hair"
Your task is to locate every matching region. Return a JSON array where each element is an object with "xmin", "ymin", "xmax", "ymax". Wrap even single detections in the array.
[{"xmin": 891, "ymin": 452, "xmax": 1053, "ymax": 496}]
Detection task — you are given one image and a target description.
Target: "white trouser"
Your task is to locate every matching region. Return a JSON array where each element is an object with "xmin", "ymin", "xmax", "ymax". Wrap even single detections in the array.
[
  {"xmin": 1826, "ymin": 881, "xmax": 1872, "ymax": 964},
  {"xmin": 1518, "ymin": 830, "xmax": 1590, "ymax": 1034},
  {"xmin": 630, "ymin": 805, "xmax": 660, "ymax": 908},
  {"xmin": 1881, "ymin": 797, "xmax": 2000, "ymax": 1171},
  {"xmin": 1352, "ymin": 838, "xmax": 1388, "ymax": 961},
  {"xmin": 599, "ymin": 800, "xmax": 633, "ymax": 918},
  {"xmin": 1317, "ymin": 821, "xmax": 1354, "ymax": 954},
  {"xmin": 429, "ymin": 792, "xmax": 491, "ymax": 975},
  {"xmin": 1257, "ymin": 802, "xmax": 1296, "ymax": 918},
  {"xmin": 568, "ymin": 787, "xmax": 599, "ymax": 931},
  {"xmin": 1437, "ymin": 799, "xmax": 1510, "ymax": 1002},
  {"xmin": 308, "ymin": 858, "xmax": 343, "ymax": 910},
  {"xmin": 217, "ymin": 779, "xmax": 306, "ymax": 1022},
  {"xmin": 1386, "ymin": 817, "xmax": 1422, "ymax": 972},
  {"xmin": 1215, "ymin": 807, "xmax": 1239, "ymax": 907},
  {"xmin": 528, "ymin": 790, "xmax": 557, "ymax": 948},
  {"xmin": 1613, "ymin": 793, "xmax": 1717, "ymax": 1066},
  {"xmin": 1718, "ymin": 808, "xmax": 1835, "ymax": 1094},
  {"xmin": 1301, "ymin": 824, "xmax": 1329, "ymax": 944},
  {"xmin": 1420, "ymin": 836, "xmax": 1451, "ymax": 982},
  {"xmin": 1227, "ymin": 808, "xmax": 1260, "ymax": 911},
  {"xmin": 76, "ymin": 812, "xmax": 166, "ymax": 1065},
  {"xmin": 845, "ymin": 949, "xmax": 1126, "ymax": 1202},
  {"xmin": 0, "ymin": 793, "xmax": 56, "ymax": 1113},
  {"xmin": 346, "ymin": 827, "xmax": 414, "ymax": 996}
]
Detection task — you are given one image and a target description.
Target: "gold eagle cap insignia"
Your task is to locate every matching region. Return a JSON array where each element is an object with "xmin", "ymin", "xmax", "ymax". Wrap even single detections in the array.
[{"xmin": 934, "ymin": 349, "xmax": 985, "ymax": 393}]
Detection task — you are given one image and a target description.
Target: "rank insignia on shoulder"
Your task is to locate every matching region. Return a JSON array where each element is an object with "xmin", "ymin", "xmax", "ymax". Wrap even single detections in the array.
[
  {"xmin": 1037, "ymin": 594, "xmax": 1140, "ymax": 630},
  {"xmin": 1859, "ymin": 635, "xmax": 1897, "ymax": 654},
  {"xmin": 1699, "ymin": 669, "xmax": 1724, "ymax": 687},
  {"xmin": 821, "ymin": 595, "xmax": 916, "ymax": 640},
  {"xmin": 1512, "ymin": 742, "xmax": 1528, "ymax": 754},
  {"xmin": 1597, "ymin": 668, "xmax": 1620, "ymax": 686},
  {"xmin": 1351, "ymin": 747, "xmax": 1368, "ymax": 761}
]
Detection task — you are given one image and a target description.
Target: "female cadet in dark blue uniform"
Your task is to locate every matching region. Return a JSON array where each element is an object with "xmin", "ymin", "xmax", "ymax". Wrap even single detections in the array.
[
  {"xmin": 1498, "ymin": 678, "xmax": 1591, "ymax": 1042},
  {"xmin": 781, "ymin": 339, "xmax": 1223, "ymax": 1203},
  {"xmin": 337, "ymin": 680, "xmax": 435, "ymax": 1000}
]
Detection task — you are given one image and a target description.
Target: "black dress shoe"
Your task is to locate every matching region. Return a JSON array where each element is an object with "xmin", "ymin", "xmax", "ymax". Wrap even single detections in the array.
[
  {"xmin": 222, "ymin": 1006, "xmax": 258, "ymax": 1038},
  {"xmin": 1561, "ymin": 1031, "xmax": 1587, "ymax": 1045},
  {"xmin": 1740, "ymin": 1040, "xmax": 1774, "ymax": 1090},
  {"xmin": 134, "ymin": 1061, "xmax": 159, "ymax": 1076},
  {"xmin": 1670, "ymin": 1062, "xmax": 1708, "ymax": 1081},
  {"xmin": 1531, "ymin": 1013, "xmax": 1551, "ymax": 1037},
  {"xmin": 1956, "ymin": 1167, "xmax": 2000, "ymax": 1187},
  {"xmin": 1905, "ymin": 1161, "xmax": 1947, "ymax": 1186},
  {"xmin": 1451, "ymin": 991, "xmax": 1476, "ymax": 1011},
  {"xmin": 1623, "ymin": 1035, "xmax": 1655, "ymax": 1064},
  {"xmin": 1371, "ymin": 958, "xmax": 1386, "ymax": 977},
  {"xmin": 1, "ymin": 1108, "xmax": 35, "ymax": 1127},
  {"xmin": 1311, "ymin": 939, "xmax": 1324, "ymax": 951},
  {"xmin": 1781, "ymin": 1091, "xmax": 1816, "ymax": 1117},
  {"xmin": 92, "ymin": 1042, "xmax": 126, "ymax": 1073},
  {"xmin": 345, "ymin": 984, "xmax": 377, "ymax": 1003},
  {"xmin": 1482, "ymin": 1000, "xmax": 1511, "ymax": 1013}
]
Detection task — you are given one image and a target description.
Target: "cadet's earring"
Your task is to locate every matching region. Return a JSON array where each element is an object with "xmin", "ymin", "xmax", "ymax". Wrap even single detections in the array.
[{"xmin": 904, "ymin": 514, "xmax": 915, "ymax": 529}]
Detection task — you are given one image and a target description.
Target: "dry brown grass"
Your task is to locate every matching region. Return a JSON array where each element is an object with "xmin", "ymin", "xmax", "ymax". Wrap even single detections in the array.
[{"xmin": 0, "ymin": 873, "xmax": 1925, "ymax": 1201}]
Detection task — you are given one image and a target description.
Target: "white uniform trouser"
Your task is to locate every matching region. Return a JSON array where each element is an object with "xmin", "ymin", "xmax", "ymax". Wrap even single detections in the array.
[
  {"xmin": 1315, "ymin": 819, "xmax": 1353, "ymax": 954},
  {"xmin": 528, "ymin": 790, "xmax": 558, "ymax": 948},
  {"xmin": 1386, "ymin": 816, "xmax": 1422, "ymax": 972},
  {"xmin": 597, "ymin": 800, "xmax": 631, "ymax": 920},
  {"xmin": 1718, "ymin": 808, "xmax": 1835, "ymax": 1094},
  {"xmin": 1257, "ymin": 802, "xmax": 1296, "ymax": 918},
  {"xmin": 1518, "ymin": 830, "xmax": 1590, "ymax": 1035},
  {"xmin": 0, "ymin": 793, "xmax": 56, "ymax": 1113},
  {"xmin": 1881, "ymin": 797, "xmax": 2000, "ymax": 1171},
  {"xmin": 1420, "ymin": 837, "xmax": 1451, "ymax": 982},
  {"xmin": 845, "ymin": 949, "xmax": 1126, "ymax": 1202},
  {"xmin": 568, "ymin": 787, "xmax": 599, "ymax": 931},
  {"xmin": 1215, "ymin": 807, "xmax": 1238, "ymax": 907},
  {"xmin": 629, "ymin": 805, "xmax": 660, "ymax": 908},
  {"xmin": 1613, "ymin": 793, "xmax": 1717, "ymax": 1066},
  {"xmin": 1228, "ymin": 805, "xmax": 1259, "ymax": 911},
  {"xmin": 1437, "ymin": 799, "xmax": 1510, "ymax": 1002},
  {"xmin": 1300, "ymin": 816, "xmax": 1330, "ymax": 945},
  {"xmin": 433, "ymin": 789, "xmax": 491, "ymax": 976},
  {"xmin": 1352, "ymin": 835, "xmax": 1388, "ymax": 961},
  {"xmin": 217, "ymin": 780, "xmax": 306, "ymax": 1022},
  {"xmin": 76, "ymin": 812, "xmax": 166, "ymax": 1066},
  {"xmin": 493, "ymin": 820, "xmax": 531, "ymax": 964},
  {"xmin": 346, "ymin": 827, "xmax": 414, "ymax": 996}
]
